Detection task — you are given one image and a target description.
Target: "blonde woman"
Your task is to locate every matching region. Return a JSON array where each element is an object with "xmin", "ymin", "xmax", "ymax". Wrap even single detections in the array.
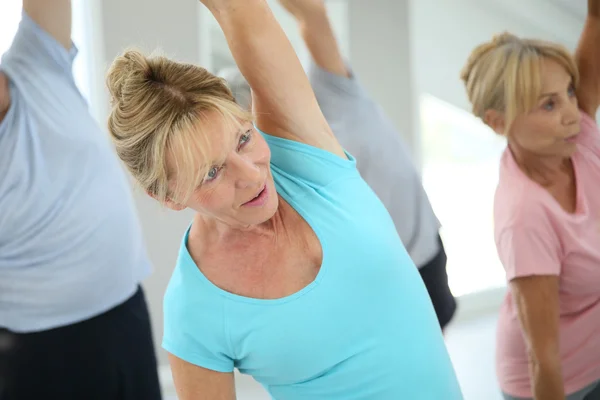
[
  {"xmin": 106, "ymin": 0, "xmax": 463, "ymax": 399},
  {"xmin": 461, "ymin": 1, "xmax": 600, "ymax": 399},
  {"xmin": 219, "ymin": 0, "xmax": 456, "ymax": 332}
]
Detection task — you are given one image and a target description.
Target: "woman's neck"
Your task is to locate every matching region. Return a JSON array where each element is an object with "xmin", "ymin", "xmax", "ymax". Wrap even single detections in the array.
[
  {"xmin": 509, "ymin": 143, "xmax": 572, "ymax": 187},
  {"xmin": 190, "ymin": 200, "xmax": 288, "ymax": 253}
]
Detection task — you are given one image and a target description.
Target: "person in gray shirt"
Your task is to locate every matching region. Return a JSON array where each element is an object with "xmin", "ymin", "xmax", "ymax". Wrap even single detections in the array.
[{"xmin": 219, "ymin": 0, "xmax": 456, "ymax": 330}]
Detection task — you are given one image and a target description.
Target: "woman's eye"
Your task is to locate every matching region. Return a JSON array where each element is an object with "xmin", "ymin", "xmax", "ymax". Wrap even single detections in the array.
[
  {"xmin": 239, "ymin": 130, "xmax": 252, "ymax": 147},
  {"xmin": 205, "ymin": 166, "xmax": 220, "ymax": 181},
  {"xmin": 567, "ymin": 84, "xmax": 576, "ymax": 97},
  {"xmin": 543, "ymin": 100, "xmax": 555, "ymax": 111}
]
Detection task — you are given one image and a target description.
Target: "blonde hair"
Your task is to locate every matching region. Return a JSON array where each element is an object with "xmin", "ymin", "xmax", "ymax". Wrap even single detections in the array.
[
  {"xmin": 217, "ymin": 66, "xmax": 252, "ymax": 111},
  {"xmin": 460, "ymin": 32, "xmax": 579, "ymax": 134},
  {"xmin": 106, "ymin": 49, "xmax": 252, "ymax": 204}
]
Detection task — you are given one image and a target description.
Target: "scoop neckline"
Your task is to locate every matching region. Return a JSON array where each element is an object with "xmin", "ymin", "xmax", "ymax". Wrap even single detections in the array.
[{"xmin": 179, "ymin": 195, "xmax": 329, "ymax": 306}]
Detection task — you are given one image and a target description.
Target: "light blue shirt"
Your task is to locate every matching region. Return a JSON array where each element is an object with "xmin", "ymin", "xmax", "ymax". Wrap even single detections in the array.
[
  {"xmin": 0, "ymin": 13, "xmax": 151, "ymax": 332},
  {"xmin": 163, "ymin": 130, "xmax": 463, "ymax": 399}
]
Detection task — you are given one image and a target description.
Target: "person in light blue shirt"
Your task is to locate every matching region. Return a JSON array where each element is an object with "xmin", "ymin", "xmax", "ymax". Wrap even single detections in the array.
[
  {"xmin": 0, "ymin": 2, "xmax": 160, "ymax": 399},
  {"xmin": 106, "ymin": 0, "xmax": 463, "ymax": 398}
]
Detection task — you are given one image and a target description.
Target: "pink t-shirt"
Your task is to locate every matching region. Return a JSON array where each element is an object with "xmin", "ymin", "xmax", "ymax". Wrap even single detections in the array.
[{"xmin": 495, "ymin": 111, "xmax": 600, "ymax": 398}]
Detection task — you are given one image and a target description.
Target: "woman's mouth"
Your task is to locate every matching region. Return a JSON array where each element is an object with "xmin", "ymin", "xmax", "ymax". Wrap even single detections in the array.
[
  {"xmin": 242, "ymin": 185, "xmax": 268, "ymax": 207},
  {"xmin": 565, "ymin": 134, "xmax": 579, "ymax": 143}
]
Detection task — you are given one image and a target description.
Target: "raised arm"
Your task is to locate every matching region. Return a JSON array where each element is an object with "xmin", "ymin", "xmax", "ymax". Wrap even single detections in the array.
[
  {"xmin": 22, "ymin": 0, "xmax": 72, "ymax": 50},
  {"xmin": 511, "ymin": 277, "xmax": 563, "ymax": 400},
  {"xmin": 0, "ymin": 74, "xmax": 9, "ymax": 123},
  {"xmin": 200, "ymin": 0, "xmax": 346, "ymax": 158},
  {"xmin": 575, "ymin": 0, "xmax": 600, "ymax": 119},
  {"xmin": 278, "ymin": 0, "xmax": 348, "ymax": 78}
]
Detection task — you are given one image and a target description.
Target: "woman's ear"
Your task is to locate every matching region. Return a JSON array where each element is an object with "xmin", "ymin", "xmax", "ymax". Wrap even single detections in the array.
[
  {"xmin": 483, "ymin": 109, "xmax": 506, "ymax": 135},
  {"xmin": 146, "ymin": 190, "xmax": 186, "ymax": 211},
  {"xmin": 165, "ymin": 200, "xmax": 187, "ymax": 211}
]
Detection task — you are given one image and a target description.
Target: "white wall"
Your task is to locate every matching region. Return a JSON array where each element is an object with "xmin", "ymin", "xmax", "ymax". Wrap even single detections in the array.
[
  {"xmin": 410, "ymin": 0, "xmax": 582, "ymax": 113},
  {"xmin": 90, "ymin": 0, "xmax": 586, "ymax": 370},
  {"xmin": 97, "ymin": 0, "xmax": 202, "ymax": 367},
  {"xmin": 347, "ymin": 0, "xmax": 419, "ymax": 160}
]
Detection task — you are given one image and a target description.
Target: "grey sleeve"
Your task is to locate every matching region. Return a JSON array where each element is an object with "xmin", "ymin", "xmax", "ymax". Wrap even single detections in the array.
[{"xmin": 307, "ymin": 61, "xmax": 370, "ymax": 120}]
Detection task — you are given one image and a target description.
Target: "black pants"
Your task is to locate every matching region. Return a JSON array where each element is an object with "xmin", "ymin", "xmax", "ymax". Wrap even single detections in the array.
[
  {"xmin": 0, "ymin": 287, "xmax": 162, "ymax": 400},
  {"xmin": 418, "ymin": 236, "xmax": 457, "ymax": 330}
]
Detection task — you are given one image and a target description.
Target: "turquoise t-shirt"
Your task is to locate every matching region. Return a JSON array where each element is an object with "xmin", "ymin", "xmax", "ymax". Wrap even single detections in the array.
[{"xmin": 163, "ymin": 131, "xmax": 463, "ymax": 399}]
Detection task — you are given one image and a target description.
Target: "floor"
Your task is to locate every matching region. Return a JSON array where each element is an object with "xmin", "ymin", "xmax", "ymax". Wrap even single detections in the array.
[
  {"xmin": 165, "ymin": 312, "xmax": 502, "ymax": 400},
  {"xmin": 445, "ymin": 313, "xmax": 501, "ymax": 400}
]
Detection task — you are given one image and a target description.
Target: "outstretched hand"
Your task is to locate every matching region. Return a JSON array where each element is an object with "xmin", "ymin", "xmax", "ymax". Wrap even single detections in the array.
[{"xmin": 278, "ymin": 0, "xmax": 326, "ymax": 22}]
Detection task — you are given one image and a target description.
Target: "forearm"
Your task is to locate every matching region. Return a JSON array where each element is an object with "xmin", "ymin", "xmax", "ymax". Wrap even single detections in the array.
[
  {"xmin": 208, "ymin": 0, "xmax": 315, "ymax": 125},
  {"xmin": 298, "ymin": 10, "xmax": 349, "ymax": 78},
  {"xmin": 511, "ymin": 276, "xmax": 563, "ymax": 400},
  {"xmin": 23, "ymin": 0, "xmax": 72, "ymax": 50},
  {"xmin": 583, "ymin": 0, "xmax": 600, "ymax": 62},
  {"xmin": 589, "ymin": 0, "xmax": 600, "ymax": 18},
  {"xmin": 530, "ymin": 359, "xmax": 565, "ymax": 400},
  {"xmin": 575, "ymin": 0, "xmax": 600, "ymax": 116}
]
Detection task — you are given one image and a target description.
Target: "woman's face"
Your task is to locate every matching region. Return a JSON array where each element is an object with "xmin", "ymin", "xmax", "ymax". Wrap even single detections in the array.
[
  {"xmin": 167, "ymin": 115, "xmax": 278, "ymax": 228},
  {"xmin": 508, "ymin": 58, "xmax": 581, "ymax": 159}
]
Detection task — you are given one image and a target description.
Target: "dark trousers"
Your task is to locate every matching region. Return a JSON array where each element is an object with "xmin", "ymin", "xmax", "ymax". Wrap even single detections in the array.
[
  {"xmin": 418, "ymin": 236, "xmax": 457, "ymax": 330},
  {"xmin": 0, "ymin": 286, "xmax": 162, "ymax": 400}
]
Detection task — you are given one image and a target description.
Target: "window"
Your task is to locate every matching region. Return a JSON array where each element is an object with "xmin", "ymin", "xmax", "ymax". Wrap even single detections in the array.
[
  {"xmin": 0, "ymin": 1, "xmax": 21, "ymax": 57},
  {"xmin": 72, "ymin": 0, "xmax": 95, "ymax": 108},
  {"xmin": 420, "ymin": 94, "xmax": 507, "ymax": 296}
]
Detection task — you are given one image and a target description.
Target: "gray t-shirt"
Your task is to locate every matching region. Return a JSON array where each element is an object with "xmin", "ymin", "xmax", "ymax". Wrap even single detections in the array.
[{"xmin": 308, "ymin": 63, "xmax": 441, "ymax": 267}]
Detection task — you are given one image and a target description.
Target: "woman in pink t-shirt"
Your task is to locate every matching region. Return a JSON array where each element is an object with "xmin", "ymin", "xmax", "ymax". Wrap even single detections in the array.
[{"xmin": 461, "ymin": 1, "xmax": 600, "ymax": 400}]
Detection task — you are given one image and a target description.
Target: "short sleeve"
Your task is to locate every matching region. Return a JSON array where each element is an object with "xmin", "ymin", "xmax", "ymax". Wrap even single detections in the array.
[
  {"xmin": 162, "ymin": 279, "xmax": 235, "ymax": 373},
  {"xmin": 1, "ymin": 11, "xmax": 77, "ymax": 86},
  {"xmin": 575, "ymin": 110, "xmax": 600, "ymax": 153},
  {"xmin": 496, "ymin": 224, "xmax": 562, "ymax": 281},
  {"xmin": 259, "ymin": 129, "xmax": 359, "ymax": 190}
]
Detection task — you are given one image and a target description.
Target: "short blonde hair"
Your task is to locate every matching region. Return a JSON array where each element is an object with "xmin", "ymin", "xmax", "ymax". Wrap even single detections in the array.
[
  {"xmin": 106, "ymin": 49, "xmax": 252, "ymax": 204},
  {"xmin": 460, "ymin": 32, "xmax": 579, "ymax": 134}
]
